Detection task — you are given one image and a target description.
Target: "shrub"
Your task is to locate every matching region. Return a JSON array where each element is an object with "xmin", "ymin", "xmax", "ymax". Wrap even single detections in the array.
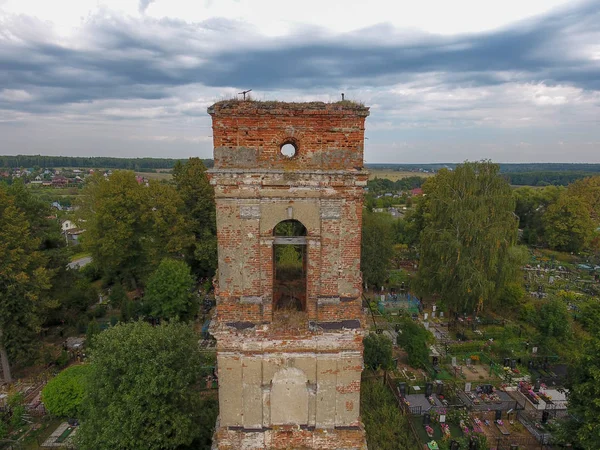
[
  {"xmin": 42, "ymin": 365, "xmax": 91, "ymax": 418},
  {"xmin": 396, "ymin": 318, "xmax": 433, "ymax": 369},
  {"xmin": 364, "ymin": 333, "xmax": 394, "ymax": 371}
]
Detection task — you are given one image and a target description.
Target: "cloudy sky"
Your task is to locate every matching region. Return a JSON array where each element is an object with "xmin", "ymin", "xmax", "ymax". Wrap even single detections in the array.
[{"xmin": 1, "ymin": 0, "xmax": 599, "ymax": 163}]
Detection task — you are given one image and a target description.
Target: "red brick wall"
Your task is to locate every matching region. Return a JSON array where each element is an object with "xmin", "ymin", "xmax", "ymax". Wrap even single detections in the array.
[
  {"xmin": 209, "ymin": 101, "xmax": 369, "ymax": 326},
  {"xmin": 208, "ymin": 101, "xmax": 369, "ymax": 171}
]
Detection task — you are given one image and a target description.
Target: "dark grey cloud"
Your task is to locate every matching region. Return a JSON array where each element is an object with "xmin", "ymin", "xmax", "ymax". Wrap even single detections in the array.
[{"xmin": 0, "ymin": 0, "xmax": 599, "ymax": 114}]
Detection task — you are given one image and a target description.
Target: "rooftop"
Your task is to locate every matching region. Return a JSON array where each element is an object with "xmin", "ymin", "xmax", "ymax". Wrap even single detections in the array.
[{"xmin": 208, "ymin": 99, "xmax": 370, "ymax": 116}]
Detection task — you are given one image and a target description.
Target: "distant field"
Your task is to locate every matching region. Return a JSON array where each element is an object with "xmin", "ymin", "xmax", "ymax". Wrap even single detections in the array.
[
  {"xmin": 136, "ymin": 171, "xmax": 173, "ymax": 180},
  {"xmin": 368, "ymin": 169, "xmax": 434, "ymax": 181}
]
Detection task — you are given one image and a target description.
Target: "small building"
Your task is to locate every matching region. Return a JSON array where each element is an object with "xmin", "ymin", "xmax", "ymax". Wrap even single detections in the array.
[
  {"xmin": 52, "ymin": 176, "xmax": 68, "ymax": 187},
  {"xmin": 62, "ymin": 220, "xmax": 77, "ymax": 232}
]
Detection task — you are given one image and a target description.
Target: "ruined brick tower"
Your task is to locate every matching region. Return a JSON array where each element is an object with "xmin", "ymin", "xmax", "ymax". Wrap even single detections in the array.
[{"xmin": 208, "ymin": 100, "xmax": 369, "ymax": 450}]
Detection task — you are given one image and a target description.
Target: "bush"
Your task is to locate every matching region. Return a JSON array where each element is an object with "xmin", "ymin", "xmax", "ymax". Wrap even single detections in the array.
[
  {"xmin": 10, "ymin": 405, "xmax": 25, "ymax": 428},
  {"xmin": 361, "ymin": 379, "xmax": 417, "ymax": 450},
  {"xmin": 364, "ymin": 334, "xmax": 394, "ymax": 371},
  {"xmin": 396, "ymin": 318, "xmax": 432, "ymax": 369},
  {"xmin": 55, "ymin": 350, "xmax": 70, "ymax": 368},
  {"xmin": 42, "ymin": 365, "xmax": 91, "ymax": 418},
  {"xmin": 86, "ymin": 319, "xmax": 101, "ymax": 347},
  {"xmin": 109, "ymin": 283, "xmax": 127, "ymax": 309},
  {"xmin": 538, "ymin": 298, "xmax": 571, "ymax": 338}
]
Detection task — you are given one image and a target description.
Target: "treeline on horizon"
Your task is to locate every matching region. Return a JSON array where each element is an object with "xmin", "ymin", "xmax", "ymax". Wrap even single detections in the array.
[
  {"xmin": 0, "ymin": 155, "xmax": 214, "ymax": 170},
  {"xmin": 366, "ymin": 162, "xmax": 600, "ymax": 173}
]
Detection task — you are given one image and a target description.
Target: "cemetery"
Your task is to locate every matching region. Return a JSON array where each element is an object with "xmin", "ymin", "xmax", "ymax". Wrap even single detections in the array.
[{"xmin": 361, "ymin": 245, "xmax": 600, "ymax": 449}]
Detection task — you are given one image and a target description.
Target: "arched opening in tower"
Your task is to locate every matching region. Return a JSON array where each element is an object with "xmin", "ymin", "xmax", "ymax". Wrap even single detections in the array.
[{"xmin": 273, "ymin": 219, "xmax": 307, "ymax": 312}]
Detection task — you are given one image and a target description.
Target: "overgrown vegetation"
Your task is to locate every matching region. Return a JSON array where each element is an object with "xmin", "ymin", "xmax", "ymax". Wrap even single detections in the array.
[{"xmin": 361, "ymin": 378, "xmax": 419, "ymax": 450}]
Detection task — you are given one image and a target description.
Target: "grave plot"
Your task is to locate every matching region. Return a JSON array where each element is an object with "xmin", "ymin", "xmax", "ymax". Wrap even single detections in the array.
[
  {"xmin": 458, "ymin": 384, "xmax": 519, "ymax": 411},
  {"xmin": 470, "ymin": 410, "xmax": 541, "ymax": 450}
]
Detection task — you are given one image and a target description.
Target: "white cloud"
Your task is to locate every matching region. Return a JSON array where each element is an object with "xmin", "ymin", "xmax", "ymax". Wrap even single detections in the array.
[{"xmin": 0, "ymin": 89, "xmax": 33, "ymax": 102}]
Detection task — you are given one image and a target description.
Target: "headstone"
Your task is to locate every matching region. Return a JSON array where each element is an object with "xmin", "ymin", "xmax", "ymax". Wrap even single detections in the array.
[
  {"xmin": 532, "ymin": 347, "xmax": 538, "ymax": 354},
  {"xmin": 452, "ymin": 357, "xmax": 457, "ymax": 367},
  {"xmin": 495, "ymin": 409, "xmax": 502, "ymax": 421},
  {"xmin": 504, "ymin": 357, "xmax": 510, "ymax": 367},
  {"xmin": 432, "ymin": 305, "xmax": 437, "ymax": 312},
  {"xmin": 510, "ymin": 359, "xmax": 517, "ymax": 369},
  {"xmin": 424, "ymin": 313, "xmax": 428, "ymax": 320},
  {"xmin": 528, "ymin": 360, "xmax": 534, "ymax": 369},
  {"xmin": 432, "ymin": 356, "xmax": 439, "ymax": 367},
  {"xmin": 469, "ymin": 436, "xmax": 477, "ymax": 450},
  {"xmin": 423, "ymin": 413, "xmax": 431, "ymax": 425},
  {"xmin": 439, "ymin": 414, "xmax": 446, "ymax": 423},
  {"xmin": 534, "ymin": 379, "xmax": 541, "ymax": 392},
  {"xmin": 380, "ymin": 294, "xmax": 385, "ymax": 302},
  {"xmin": 436, "ymin": 381, "xmax": 444, "ymax": 395},
  {"xmin": 431, "ymin": 312, "xmax": 436, "ymax": 318},
  {"xmin": 425, "ymin": 382, "xmax": 433, "ymax": 396},
  {"xmin": 423, "ymin": 321, "xmax": 429, "ymax": 330},
  {"xmin": 541, "ymin": 410, "xmax": 549, "ymax": 424},
  {"xmin": 398, "ymin": 382, "xmax": 407, "ymax": 397},
  {"xmin": 440, "ymin": 311, "xmax": 444, "ymax": 318},
  {"xmin": 465, "ymin": 382, "xmax": 472, "ymax": 392}
]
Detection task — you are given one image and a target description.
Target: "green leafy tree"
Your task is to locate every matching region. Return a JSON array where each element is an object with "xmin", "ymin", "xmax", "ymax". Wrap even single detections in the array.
[
  {"xmin": 86, "ymin": 319, "xmax": 101, "ymax": 347},
  {"xmin": 144, "ymin": 259, "xmax": 196, "ymax": 320},
  {"xmin": 416, "ymin": 161, "xmax": 519, "ymax": 313},
  {"xmin": 143, "ymin": 181, "xmax": 193, "ymax": 269},
  {"xmin": 361, "ymin": 211, "xmax": 394, "ymax": 289},
  {"xmin": 109, "ymin": 283, "xmax": 127, "ymax": 309},
  {"xmin": 41, "ymin": 365, "xmax": 91, "ymax": 418},
  {"xmin": 172, "ymin": 158, "xmax": 217, "ymax": 277},
  {"xmin": 558, "ymin": 331, "xmax": 600, "ymax": 448},
  {"xmin": 396, "ymin": 318, "xmax": 432, "ymax": 369},
  {"xmin": 0, "ymin": 185, "xmax": 50, "ymax": 383},
  {"xmin": 77, "ymin": 321, "xmax": 207, "ymax": 450},
  {"xmin": 544, "ymin": 192, "xmax": 596, "ymax": 252},
  {"xmin": 78, "ymin": 171, "xmax": 150, "ymax": 288},
  {"xmin": 363, "ymin": 334, "xmax": 394, "ymax": 371},
  {"xmin": 538, "ymin": 298, "xmax": 572, "ymax": 338}
]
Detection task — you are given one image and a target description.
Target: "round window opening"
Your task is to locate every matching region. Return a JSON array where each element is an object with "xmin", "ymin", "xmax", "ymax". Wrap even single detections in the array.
[{"xmin": 280, "ymin": 143, "xmax": 297, "ymax": 158}]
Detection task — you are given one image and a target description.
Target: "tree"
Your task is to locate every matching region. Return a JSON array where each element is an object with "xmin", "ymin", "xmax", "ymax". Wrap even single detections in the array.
[
  {"xmin": 568, "ymin": 176, "xmax": 600, "ymax": 223},
  {"xmin": 396, "ymin": 318, "xmax": 432, "ymax": 369},
  {"xmin": 558, "ymin": 330, "xmax": 600, "ymax": 448},
  {"xmin": 143, "ymin": 181, "xmax": 193, "ymax": 269},
  {"xmin": 538, "ymin": 298, "xmax": 571, "ymax": 339},
  {"xmin": 415, "ymin": 161, "xmax": 519, "ymax": 313},
  {"xmin": 544, "ymin": 192, "xmax": 595, "ymax": 252},
  {"xmin": 0, "ymin": 185, "xmax": 50, "ymax": 383},
  {"xmin": 363, "ymin": 334, "xmax": 394, "ymax": 371},
  {"xmin": 172, "ymin": 158, "xmax": 217, "ymax": 277},
  {"xmin": 144, "ymin": 259, "xmax": 196, "ymax": 320},
  {"xmin": 86, "ymin": 319, "xmax": 101, "ymax": 346},
  {"xmin": 361, "ymin": 211, "xmax": 394, "ymax": 289},
  {"xmin": 77, "ymin": 321, "xmax": 207, "ymax": 450},
  {"xmin": 41, "ymin": 365, "xmax": 91, "ymax": 418},
  {"xmin": 78, "ymin": 172, "xmax": 150, "ymax": 287}
]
